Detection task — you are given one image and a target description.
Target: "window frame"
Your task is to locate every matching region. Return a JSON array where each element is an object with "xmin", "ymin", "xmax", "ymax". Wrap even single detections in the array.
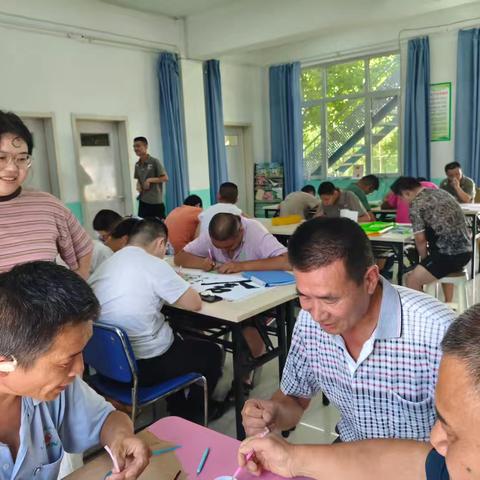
[{"xmin": 301, "ymin": 50, "xmax": 402, "ymax": 180}]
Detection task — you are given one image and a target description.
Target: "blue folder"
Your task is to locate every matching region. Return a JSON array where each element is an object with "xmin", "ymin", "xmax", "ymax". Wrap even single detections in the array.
[{"xmin": 242, "ymin": 270, "xmax": 295, "ymax": 287}]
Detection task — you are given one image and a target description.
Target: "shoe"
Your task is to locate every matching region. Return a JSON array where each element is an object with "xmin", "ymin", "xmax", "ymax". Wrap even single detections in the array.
[
  {"xmin": 208, "ymin": 399, "xmax": 228, "ymax": 422},
  {"xmin": 226, "ymin": 380, "xmax": 254, "ymax": 402}
]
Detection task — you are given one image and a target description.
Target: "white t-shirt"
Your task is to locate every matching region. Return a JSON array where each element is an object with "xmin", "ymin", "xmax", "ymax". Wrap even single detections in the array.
[
  {"xmin": 198, "ymin": 203, "xmax": 242, "ymax": 233},
  {"xmin": 90, "ymin": 240, "xmax": 113, "ymax": 275},
  {"xmin": 88, "ymin": 245, "xmax": 190, "ymax": 359}
]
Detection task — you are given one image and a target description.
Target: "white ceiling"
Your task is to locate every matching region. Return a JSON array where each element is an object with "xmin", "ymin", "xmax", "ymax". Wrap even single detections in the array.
[
  {"xmin": 101, "ymin": 0, "xmax": 240, "ymax": 18},
  {"xmin": 101, "ymin": 0, "xmax": 480, "ymax": 60}
]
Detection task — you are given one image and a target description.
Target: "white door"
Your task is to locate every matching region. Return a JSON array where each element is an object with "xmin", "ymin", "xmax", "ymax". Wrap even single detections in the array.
[
  {"xmin": 21, "ymin": 117, "xmax": 53, "ymax": 193},
  {"xmin": 225, "ymin": 126, "xmax": 247, "ymax": 212},
  {"xmin": 76, "ymin": 120, "xmax": 126, "ymax": 234}
]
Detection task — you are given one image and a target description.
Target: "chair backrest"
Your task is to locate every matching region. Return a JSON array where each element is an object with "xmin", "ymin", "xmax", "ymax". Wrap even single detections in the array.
[{"xmin": 83, "ymin": 322, "xmax": 137, "ymax": 383}]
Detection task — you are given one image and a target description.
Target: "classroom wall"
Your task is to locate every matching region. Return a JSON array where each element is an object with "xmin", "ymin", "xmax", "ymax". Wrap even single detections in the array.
[
  {"xmin": 0, "ymin": 0, "xmax": 182, "ymax": 218},
  {"xmin": 181, "ymin": 59, "xmax": 268, "ymax": 210}
]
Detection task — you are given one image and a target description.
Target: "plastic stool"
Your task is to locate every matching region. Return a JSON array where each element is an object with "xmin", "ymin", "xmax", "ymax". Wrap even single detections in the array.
[{"xmin": 435, "ymin": 270, "xmax": 469, "ymax": 313}]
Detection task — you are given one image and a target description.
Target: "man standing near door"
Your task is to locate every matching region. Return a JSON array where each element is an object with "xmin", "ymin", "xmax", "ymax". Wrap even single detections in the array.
[{"xmin": 133, "ymin": 136, "xmax": 168, "ymax": 218}]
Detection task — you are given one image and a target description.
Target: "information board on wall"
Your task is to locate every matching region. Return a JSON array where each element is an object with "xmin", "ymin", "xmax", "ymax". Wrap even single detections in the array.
[{"xmin": 430, "ymin": 82, "xmax": 451, "ymax": 142}]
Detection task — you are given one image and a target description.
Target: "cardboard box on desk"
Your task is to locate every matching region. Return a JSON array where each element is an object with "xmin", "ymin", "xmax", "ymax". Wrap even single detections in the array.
[{"xmin": 65, "ymin": 431, "xmax": 185, "ymax": 480}]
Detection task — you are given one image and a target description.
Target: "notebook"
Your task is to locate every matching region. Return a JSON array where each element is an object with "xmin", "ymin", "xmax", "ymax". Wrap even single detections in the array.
[{"xmin": 242, "ymin": 270, "xmax": 295, "ymax": 287}]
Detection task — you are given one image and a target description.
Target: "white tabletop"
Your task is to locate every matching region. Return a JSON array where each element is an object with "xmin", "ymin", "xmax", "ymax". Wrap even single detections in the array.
[
  {"xmin": 164, "ymin": 257, "xmax": 297, "ymax": 324},
  {"xmin": 262, "ymin": 204, "xmax": 280, "ymax": 210},
  {"xmin": 460, "ymin": 203, "xmax": 480, "ymax": 214},
  {"xmin": 256, "ymin": 217, "xmax": 413, "ymax": 244}
]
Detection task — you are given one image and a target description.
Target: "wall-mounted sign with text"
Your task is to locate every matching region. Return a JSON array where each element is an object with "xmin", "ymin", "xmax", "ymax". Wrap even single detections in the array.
[{"xmin": 430, "ymin": 82, "xmax": 451, "ymax": 142}]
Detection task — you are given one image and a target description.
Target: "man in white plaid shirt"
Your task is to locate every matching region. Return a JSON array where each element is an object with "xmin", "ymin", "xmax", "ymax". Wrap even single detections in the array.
[{"xmin": 242, "ymin": 217, "xmax": 455, "ymax": 442}]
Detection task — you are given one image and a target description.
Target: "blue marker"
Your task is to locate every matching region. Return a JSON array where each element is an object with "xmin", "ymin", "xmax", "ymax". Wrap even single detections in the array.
[{"xmin": 196, "ymin": 447, "xmax": 210, "ymax": 475}]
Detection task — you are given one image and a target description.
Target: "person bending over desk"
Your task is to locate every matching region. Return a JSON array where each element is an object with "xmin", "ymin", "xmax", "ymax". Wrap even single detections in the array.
[
  {"xmin": 0, "ymin": 262, "xmax": 150, "ymax": 480},
  {"xmin": 391, "ymin": 177, "xmax": 471, "ymax": 303},
  {"xmin": 242, "ymin": 217, "xmax": 454, "ymax": 442},
  {"xmin": 175, "ymin": 213, "xmax": 290, "ymax": 274},
  {"xmin": 278, "ymin": 185, "xmax": 321, "ymax": 219},
  {"xmin": 316, "ymin": 182, "xmax": 370, "ymax": 222},
  {"xmin": 89, "ymin": 218, "xmax": 225, "ymax": 423},
  {"xmin": 345, "ymin": 174, "xmax": 380, "ymax": 221},
  {"xmin": 239, "ymin": 304, "xmax": 480, "ymax": 480}
]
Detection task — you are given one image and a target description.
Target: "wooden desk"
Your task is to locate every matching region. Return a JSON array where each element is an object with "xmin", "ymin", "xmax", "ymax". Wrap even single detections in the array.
[
  {"xmin": 256, "ymin": 218, "xmax": 414, "ymax": 285},
  {"xmin": 67, "ymin": 416, "xmax": 303, "ymax": 480},
  {"xmin": 163, "ymin": 262, "xmax": 297, "ymax": 440}
]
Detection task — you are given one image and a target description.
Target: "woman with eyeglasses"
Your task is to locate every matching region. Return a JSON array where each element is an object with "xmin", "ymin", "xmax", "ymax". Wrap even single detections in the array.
[{"xmin": 0, "ymin": 111, "xmax": 93, "ymax": 278}]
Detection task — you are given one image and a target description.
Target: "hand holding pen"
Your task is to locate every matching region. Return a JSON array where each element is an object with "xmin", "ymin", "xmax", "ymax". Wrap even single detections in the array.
[{"xmin": 202, "ymin": 249, "xmax": 216, "ymax": 272}]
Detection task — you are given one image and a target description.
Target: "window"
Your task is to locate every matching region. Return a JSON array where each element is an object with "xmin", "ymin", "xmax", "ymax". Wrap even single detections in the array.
[{"xmin": 301, "ymin": 53, "xmax": 400, "ymax": 179}]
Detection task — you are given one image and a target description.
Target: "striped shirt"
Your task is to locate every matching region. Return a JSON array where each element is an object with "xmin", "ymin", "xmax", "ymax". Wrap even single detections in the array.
[
  {"xmin": 0, "ymin": 189, "xmax": 93, "ymax": 273},
  {"xmin": 281, "ymin": 278, "xmax": 455, "ymax": 441}
]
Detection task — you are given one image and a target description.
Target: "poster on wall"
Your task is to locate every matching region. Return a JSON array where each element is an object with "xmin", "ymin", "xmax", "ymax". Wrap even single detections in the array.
[{"xmin": 430, "ymin": 82, "xmax": 451, "ymax": 142}]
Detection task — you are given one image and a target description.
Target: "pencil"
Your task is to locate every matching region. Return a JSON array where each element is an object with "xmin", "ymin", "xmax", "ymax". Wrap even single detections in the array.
[{"xmin": 196, "ymin": 447, "xmax": 210, "ymax": 475}]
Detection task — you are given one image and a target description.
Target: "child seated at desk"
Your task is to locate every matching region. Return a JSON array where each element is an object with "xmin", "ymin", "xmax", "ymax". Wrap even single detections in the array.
[{"xmin": 0, "ymin": 262, "xmax": 150, "ymax": 480}]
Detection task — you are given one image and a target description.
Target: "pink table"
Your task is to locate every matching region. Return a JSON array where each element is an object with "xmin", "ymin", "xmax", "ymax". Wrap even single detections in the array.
[{"xmin": 149, "ymin": 416, "xmax": 309, "ymax": 480}]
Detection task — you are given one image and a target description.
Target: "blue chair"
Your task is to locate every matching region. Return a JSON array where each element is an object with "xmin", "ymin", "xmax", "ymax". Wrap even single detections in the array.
[{"xmin": 83, "ymin": 322, "xmax": 208, "ymax": 426}]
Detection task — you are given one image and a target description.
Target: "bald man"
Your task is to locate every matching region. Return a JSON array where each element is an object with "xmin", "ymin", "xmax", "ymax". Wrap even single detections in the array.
[{"xmin": 174, "ymin": 213, "xmax": 290, "ymax": 274}]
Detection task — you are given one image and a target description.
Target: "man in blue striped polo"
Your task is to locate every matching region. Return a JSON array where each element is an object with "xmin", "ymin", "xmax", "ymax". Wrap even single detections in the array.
[{"xmin": 242, "ymin": 217, "xmax": 454, "ymax": 442}]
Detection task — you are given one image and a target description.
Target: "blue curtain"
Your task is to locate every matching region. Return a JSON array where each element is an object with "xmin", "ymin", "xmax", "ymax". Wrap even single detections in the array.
[
  {"xmin": 455, "ymin": 28, "xmax": 480, "ymax": 184},
  {"xmin": 157, "ymin": 52, "xmax": 189, "ymax": 211},
  {"xmin": 203, "ymin": 60, "xmax": 228, "ymax": 204},
  {"xmin": 269, "ymin": 62, "xmax": 303, "ymax": 195},
  {"xmin": 403, "ymin": 37, "xmax": 431, "ymax": 178}
]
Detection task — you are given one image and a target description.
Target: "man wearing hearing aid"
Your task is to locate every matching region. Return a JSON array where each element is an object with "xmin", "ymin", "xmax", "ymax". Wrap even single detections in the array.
[{"xmin": 0, "ymin": 261, "xmax": 150, "ymax": 480}]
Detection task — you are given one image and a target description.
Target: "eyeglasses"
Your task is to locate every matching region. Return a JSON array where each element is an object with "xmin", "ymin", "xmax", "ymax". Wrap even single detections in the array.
[{"xmin": 0, "ymin": 152, "xmax": 32, "ymax": 169}]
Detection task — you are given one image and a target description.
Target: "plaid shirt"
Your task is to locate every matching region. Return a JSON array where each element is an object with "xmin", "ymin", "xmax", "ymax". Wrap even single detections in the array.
[{"xmin": 281, "ymin": 279, "xmax": 455, "ymax": 441}]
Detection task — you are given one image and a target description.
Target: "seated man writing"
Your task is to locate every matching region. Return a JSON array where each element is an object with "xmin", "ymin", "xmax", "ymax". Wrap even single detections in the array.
[
  {"xmin": 238, "ymin": 303, "xmax": 480, "ymax": 480},
  {"xmin": 174, "ymin": 213, "xmax": 290, "ymax": 274},
  {"xmin": 316, "ymin": 182, "xmax": 370, "ymax": 222},
  {"xmin": 89, "ymin": 218, "xmax": 224, "ymax": 422},
  {"xmin": 0, "ymin": 261, "xmax": 150, "ymax": 480},
  {"xmin": 242, "ymin": 218, "xmax": 454, "ymax": 442}
]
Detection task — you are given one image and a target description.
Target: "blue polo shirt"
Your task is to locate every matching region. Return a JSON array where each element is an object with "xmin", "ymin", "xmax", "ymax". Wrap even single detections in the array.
[
  {"xmin": 426, "ymin": 449, "xmax": 449, "ymax": 479},
  {"xmin": 0, "ymin": 376, "xmax": 114, "ymax": 479}
]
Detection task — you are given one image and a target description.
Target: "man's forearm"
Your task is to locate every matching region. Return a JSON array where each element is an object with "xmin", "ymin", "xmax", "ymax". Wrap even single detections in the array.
[
  {"xmin": 174, "ymin": 250, "xmax": 206, "ymax": 268},
  {"xmin": 455, "ymin": 186, "xmax": 472, "ymax": 203},
  {"xmin": 74, "ymin": 252, "xmax": 92, "ymax": 280},
  {"xmin": 148, "ymin": 175, "xmax": 168, "ymax": 184},
  {"xmin": 291, "ymin": 439, "xmax": 430, "ymax": 480},
  {"xmin": 270, "ymin": 390, "xmax": 308, "ymax": 432},
  {"xmin": 234, "ymin": 255, "xmax": 291, "ymax": 272},
  {"xmin": 100, "ymin": 411, "xmax": 134, "ymax": 447}
]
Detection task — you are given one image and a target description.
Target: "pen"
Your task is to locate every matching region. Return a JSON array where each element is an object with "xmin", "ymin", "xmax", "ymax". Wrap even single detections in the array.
[
  {"xmin": 152, "ymin": 445, "xmax": 181, "ymax": 456},
  {"xmin": 196, "ymin": 447, "xmax": 210, "ymax": 475}
]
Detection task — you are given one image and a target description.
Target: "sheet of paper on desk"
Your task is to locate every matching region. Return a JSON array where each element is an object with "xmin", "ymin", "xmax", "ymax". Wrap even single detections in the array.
[{"xmin": 180, "ymin": 271, "xmax": 267, "ymax": 301}]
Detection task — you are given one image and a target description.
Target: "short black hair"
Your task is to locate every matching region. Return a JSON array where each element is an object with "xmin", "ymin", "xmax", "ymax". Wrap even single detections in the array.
[
  {"xmin": 390, "ymin": 177, "xmax": 422, "ymax": 195},
  {"xmin": 288, "ymin": 217, "xmax": 374, "ymax": 284},
  {"xmin": 184, "ymin": 194, "xmax": 203, "ymax": 207},
  {"xmin": 133, "ymin": 136, "xmax": 148, "ymax": 145},
  {"xmin": 0, "ymin": 262, "xmax": 99, "ymax": 369},
  {"xmin": 219, "ymin": 182, "xmax": 238, "ymax": 203},
  {"xmin": 301, "ymin": 185, "xmax": 316, "ymax": 195},
  {"xmin": 0, "ymin": 111, "xmax": 34, "ymax": 155},
  {"xmin": 129, "ymin": 217, "xmax": 168, "ymax": 245},
  {"xmin": 209, "ymin": 213, "xmax": 242, "ymax": 241},
  {"xmin": 318, "ymin": 181, "xmax": 338, "ymax": 196},
  {"xmin": 362, "ymin": 175, "xmax": 380, "ymax": 190},
  {"xmin": 110, "ymin": 217, "xmax": 142, "ymax": 239},
  {"xmin": 417, "ymin": 177, "xmax": 427, "ymax": 182},
  {"xmin": 92, "ymin": 209, "xmax": 122, "ymax": 232},
  {"xmin": 442, "ymin": 304, "xmax": 480, "ymax": 390},
  {"xmin": 445, "ymin": 161, "xmax": 461, "ymax": 172}
]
